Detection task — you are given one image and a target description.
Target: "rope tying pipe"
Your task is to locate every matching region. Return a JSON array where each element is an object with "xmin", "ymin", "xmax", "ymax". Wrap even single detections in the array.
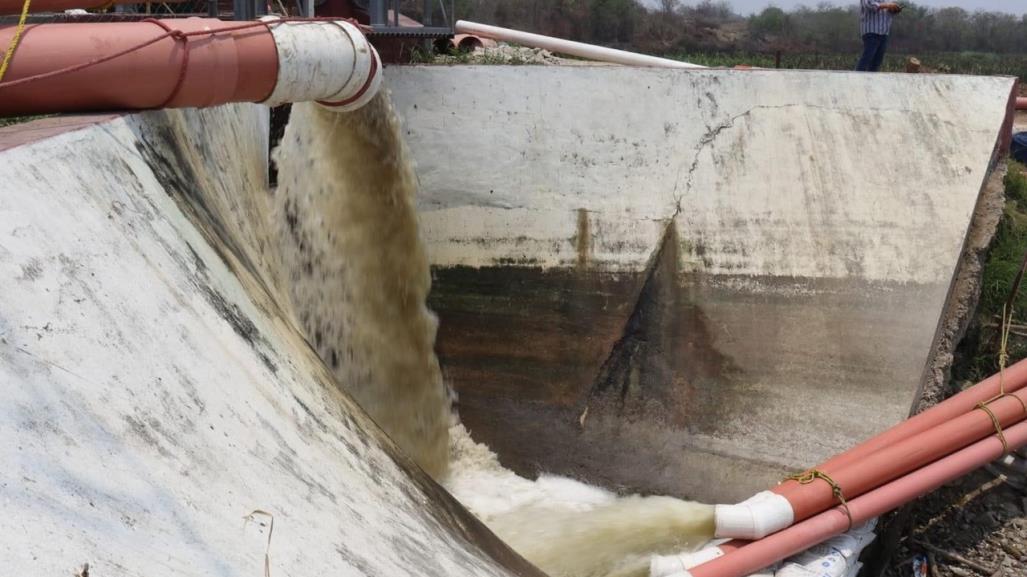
[
  {"xmin": 783, "ymin": 469, "xmax": 852, "ymax": 530},
  {"xmin": 975, "ymin": 401, "xmax": 1009, "ymax": 454},
  {"xmin": 0, "ymin": 0, "xmax": 30, "ymax": 83},
  {"xmin": 975, "ymin": 304, "xmax": 1027, "ymax": 454},
  {"xmin": 142, "ymin": 18, "xmax": 190, "ymax": 109}
]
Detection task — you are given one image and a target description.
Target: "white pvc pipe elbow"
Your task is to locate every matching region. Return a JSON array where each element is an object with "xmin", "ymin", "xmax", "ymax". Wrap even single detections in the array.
[
  {"xmin": 650, "ymin": 546, "xmax": 726, "ymax": 577},
  {"xmin": 713, "ymin": 490, "xmax": 794, "ymax": 540},
  {"xmin": 261, "ymin": 17, "xmax": 383, "ymax": 112}
]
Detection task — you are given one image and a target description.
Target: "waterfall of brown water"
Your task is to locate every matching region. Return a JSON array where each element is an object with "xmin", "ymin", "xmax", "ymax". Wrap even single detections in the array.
[
  {"xmin": 272, "ymin": 97, "xmax": 450, "ymax": 479},
  {"xmin": 272, "ymin": 95, "xmax": 714, "ymax": 577}
]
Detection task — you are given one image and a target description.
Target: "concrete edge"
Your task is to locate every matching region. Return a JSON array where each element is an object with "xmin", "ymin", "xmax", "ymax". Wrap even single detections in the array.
[
  {"xmin": 868, "ymin": 82, "xmax": 1016, "ymax": 577},
  {"xmin": 912, "ymin": 76, "xmax": 1019, "ymax": 417},
  {"xmin": 0, "ymin": 113, "xmax": 123, "ymax": 152}
]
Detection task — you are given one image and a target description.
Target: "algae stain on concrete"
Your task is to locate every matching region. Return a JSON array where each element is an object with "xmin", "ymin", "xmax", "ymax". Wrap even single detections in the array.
[
  {"xmin": 574, "ymin": 208, "xmax": 591, "ymax": 270},
  {"xmin": 584, "ymin": 221, "xmax": 739, "ymax": 431}
]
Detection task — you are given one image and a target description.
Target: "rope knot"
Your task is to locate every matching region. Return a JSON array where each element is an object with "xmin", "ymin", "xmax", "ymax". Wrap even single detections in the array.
[{"xmin": 784, "ymin": 468, "xmax": 853, "ymax": 530}]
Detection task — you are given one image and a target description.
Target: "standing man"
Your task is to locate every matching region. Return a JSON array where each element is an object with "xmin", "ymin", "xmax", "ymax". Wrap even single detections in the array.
[{"xmin": 856, "ymin": 1, "xmax": 903, "ymax": 72}]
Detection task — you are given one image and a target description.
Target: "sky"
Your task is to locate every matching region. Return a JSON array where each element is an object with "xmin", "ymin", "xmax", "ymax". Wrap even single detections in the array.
[{"xmin": 640, "ymin": 0, "xmax": 1027, "ymax": 16}]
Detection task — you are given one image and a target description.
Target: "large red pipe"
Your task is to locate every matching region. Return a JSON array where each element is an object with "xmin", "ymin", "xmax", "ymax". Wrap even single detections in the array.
[
  {"xmin": 0, "ymin": 17, "xmax": 382, "ymax": 116},
  {"xmin": 1017, "ymin": 97, "xmax": 1027, "ymax": 110},
  {"xmin": 0, "ymin": 0, "xmax": 187, "ymax": 13},
  {"xmin": 816, "ymin": 359, "xmax": 1027, "ymax": 472},
  {"xmin": 714, "ymin": 360, "xmax": 1027, "ymax": 540},
  {"xmin": 780, "ymin": 387, "xmax": 1027, "ymax": 515},
  {"xmin": 0, "ymin": 19, "xmax": 278, "ymax": 115},
  {"xmin": 683, "ymin": 420, "xmax": 1027, "ymax": 577},
  {"xmin": 724, "ymin": 388, "xmax": 1027, "ymax": 538}
]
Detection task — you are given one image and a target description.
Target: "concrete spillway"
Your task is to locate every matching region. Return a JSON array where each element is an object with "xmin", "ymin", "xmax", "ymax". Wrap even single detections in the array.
[
  {"xmin": 386, "ymin": 67, "xmax": 1016, "ymax": 502},
  {"xmin": 0, "ymin": 107, "xmax": 539, "ymax": 577},
  {"xmin": 0, "ymin": 66, "xmax": 1016, "ymax": 574}
]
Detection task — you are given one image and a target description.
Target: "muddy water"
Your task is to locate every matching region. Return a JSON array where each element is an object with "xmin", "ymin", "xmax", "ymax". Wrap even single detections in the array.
[
  {"xmin": 273, "ymin": 98, "xmax": 451, "ymax": 479},
  {"xmin": 272, "ymin": 96, "xmax": 714, "ymax": 577}
]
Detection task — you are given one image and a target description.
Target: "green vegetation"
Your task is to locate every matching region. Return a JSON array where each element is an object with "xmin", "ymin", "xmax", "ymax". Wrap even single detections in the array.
[
  {"xmin": 442, "ymin": 1, "xmax": 1027, "ymax": 80},
  {"xmin": 667, "ymin": 51, "xmax": 1027, "ymax": 79},
  {"xmin": 0, "ymin": 115, "xmax": 51, "ymax": 128},
  {"xmin": 955, "ymin": 163, "xmax": 1027, "ymax": 384}
]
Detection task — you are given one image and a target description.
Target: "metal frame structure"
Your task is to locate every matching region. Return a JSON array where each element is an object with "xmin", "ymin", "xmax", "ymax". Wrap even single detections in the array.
[
  {"xmin": 367, "ymin": 0, "xmax": 453, "ymax": 37},
  {"xmin": 232, "ymin": 0, "xmax": 265, "ymax": 20},
  {"xmin": 0, "ymin": 0, "xmax": 455, "ymax": 33}
]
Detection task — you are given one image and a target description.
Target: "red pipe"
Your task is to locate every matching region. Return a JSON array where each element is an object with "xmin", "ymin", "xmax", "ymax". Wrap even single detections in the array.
[
  {"xmin": 1017, "ymin": 97, "xmax": 1027, "ymax": 110},
  {"xmin": 0, "ymin": 0, "xmax": 187, "ymax": 13},
  {"xmin": 714, "ymin": 360, "xmax": 1027, "ymax": 540},
  {"xmin": 738, "ymin": 388, "xmax": 1027, "ymax": 538},
  {"xmin": 0, "ymin": 19, "xmax": 278, "ymax": 115},
  {"xmin": 687, "ymin": 420, "xmax": 1027, "ymax": 577},
  {"xmin": 0, "ymin": 17, "xmax": 383, "ymax": 116},
  {"xmin": 777, "ymin": 390, "xmax": 1027, "ymax": 522},
  {"xmin": 811, "ymin": 359, "xmax": 1027, "ymax": 473}
]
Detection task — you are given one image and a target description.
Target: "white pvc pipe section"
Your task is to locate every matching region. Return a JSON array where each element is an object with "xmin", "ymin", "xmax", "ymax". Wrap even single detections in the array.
[
  {"xmin": 455, "ymin": 20, "xmax": 705, "ymax": 69},
  {"xmin": 261, "ymin": 17, "xmax": 383, "ymax": 112},
  {"xmin": 714, "ymin": 490, "xmax": 794, "ymax": 540}
]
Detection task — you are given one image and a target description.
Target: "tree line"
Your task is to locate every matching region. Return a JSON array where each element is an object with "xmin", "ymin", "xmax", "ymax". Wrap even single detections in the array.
[{"xmin": 447, "ymin": 0, "xmax": 1027, "ymax": 56}]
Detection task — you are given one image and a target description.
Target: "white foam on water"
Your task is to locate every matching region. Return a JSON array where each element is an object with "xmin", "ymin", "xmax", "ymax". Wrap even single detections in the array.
[{"xmin": 445, "ymin": 423, "xmax": 715, "ymax": 577}]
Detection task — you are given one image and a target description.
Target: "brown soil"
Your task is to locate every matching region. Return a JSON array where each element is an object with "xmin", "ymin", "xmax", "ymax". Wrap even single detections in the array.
[{"xmin": 882, "ymin": 467, "xmax": 1027, "ymax": 577}]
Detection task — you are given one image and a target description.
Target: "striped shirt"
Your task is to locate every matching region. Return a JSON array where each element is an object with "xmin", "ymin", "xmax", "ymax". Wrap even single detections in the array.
[{"xmin": 860, "ymin": 0, "xmax": 893, "ymax": 36}]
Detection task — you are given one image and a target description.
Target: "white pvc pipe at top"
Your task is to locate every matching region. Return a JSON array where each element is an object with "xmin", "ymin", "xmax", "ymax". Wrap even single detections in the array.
[{"xmin": 455, "ymin": 20, "xmax": 706, "ymax": 70}]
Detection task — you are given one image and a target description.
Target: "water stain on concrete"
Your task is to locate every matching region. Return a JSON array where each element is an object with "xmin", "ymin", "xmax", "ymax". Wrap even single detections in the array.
[
  {"xmin": 574, "ymin": 208, "xmax": 590, "ymax": 270},
  {"xmin": 586, "ymin": 222, "xmax": 739, "ymax": 431}
]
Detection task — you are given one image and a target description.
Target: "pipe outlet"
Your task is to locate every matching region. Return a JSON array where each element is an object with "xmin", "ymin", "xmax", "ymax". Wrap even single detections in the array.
[
  {"xmin": 261, "ymin": 17, "xmax": 382, "ymax": 112},
  {"xmin": 714, "ymin": 490, "xmax": 794, "ymax": 540},
  {"xmin": 0, "ymin": 17, "xmax": 381, "ymax": 118}
]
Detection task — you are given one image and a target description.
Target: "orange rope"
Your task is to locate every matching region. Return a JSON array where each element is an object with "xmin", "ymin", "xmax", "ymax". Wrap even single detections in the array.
[
  {"xmin": 0, "ymin": 0, "xmax": 32, "ymax": 83},
  {"xmin": 785, "ymin": 469, "xmax": 854, "ymax": 530}
]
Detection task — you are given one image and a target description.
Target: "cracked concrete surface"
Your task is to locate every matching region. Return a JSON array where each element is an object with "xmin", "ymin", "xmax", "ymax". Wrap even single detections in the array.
[{"xmin": 390, "ymin": 66, "xmax": 1017, "ymax": 500}]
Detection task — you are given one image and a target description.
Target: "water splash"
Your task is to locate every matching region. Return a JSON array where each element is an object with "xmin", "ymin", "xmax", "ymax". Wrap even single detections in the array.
[{"xmin": 446, "ymin": 424, "xmax": 715, "ymax": 577}]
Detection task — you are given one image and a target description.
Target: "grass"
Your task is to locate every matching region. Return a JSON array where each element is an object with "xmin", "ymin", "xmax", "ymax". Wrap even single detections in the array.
[{"xmin": 954, "ymin": 162, "xmax": 1027, "ymax": 384}]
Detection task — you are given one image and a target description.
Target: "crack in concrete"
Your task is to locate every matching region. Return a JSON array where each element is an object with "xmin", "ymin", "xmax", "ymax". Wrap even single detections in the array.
[
  {"xmin": 668, "ymin": 106, "xmax": 764, "ymax": 219},
  {"xmin": 665, "ymin": 101, "xmax": 951, "ymax": 221}
]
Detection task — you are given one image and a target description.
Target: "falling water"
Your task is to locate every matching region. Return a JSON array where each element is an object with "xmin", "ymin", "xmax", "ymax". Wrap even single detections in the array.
[
  {"xmin": 272, "ymin": 95, "xmax": 715, "ymax": 577},
  {"xmin": 273, "ymin": 97, "xmax": 451, "ymax": 479}
]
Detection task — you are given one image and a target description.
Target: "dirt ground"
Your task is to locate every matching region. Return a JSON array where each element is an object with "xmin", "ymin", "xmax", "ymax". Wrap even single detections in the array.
[{"xmin": 882, "ymin": 467, "xmax": 1027, "ymax": 577}]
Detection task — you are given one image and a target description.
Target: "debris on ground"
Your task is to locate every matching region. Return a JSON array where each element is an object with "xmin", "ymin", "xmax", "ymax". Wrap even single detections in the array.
[
  {"xmin": 429, "ymin": 44, "xmax": 566, "ymax": 66},
  {"xmin": 885, "ymin": 467, "xmax": 1027, "ymax": 577}
]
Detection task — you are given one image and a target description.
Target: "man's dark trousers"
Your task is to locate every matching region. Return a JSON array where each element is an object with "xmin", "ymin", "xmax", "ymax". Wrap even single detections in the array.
[{"xmin": 855, "ymin": 33, "xmax": 889, "ymax": 72}]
